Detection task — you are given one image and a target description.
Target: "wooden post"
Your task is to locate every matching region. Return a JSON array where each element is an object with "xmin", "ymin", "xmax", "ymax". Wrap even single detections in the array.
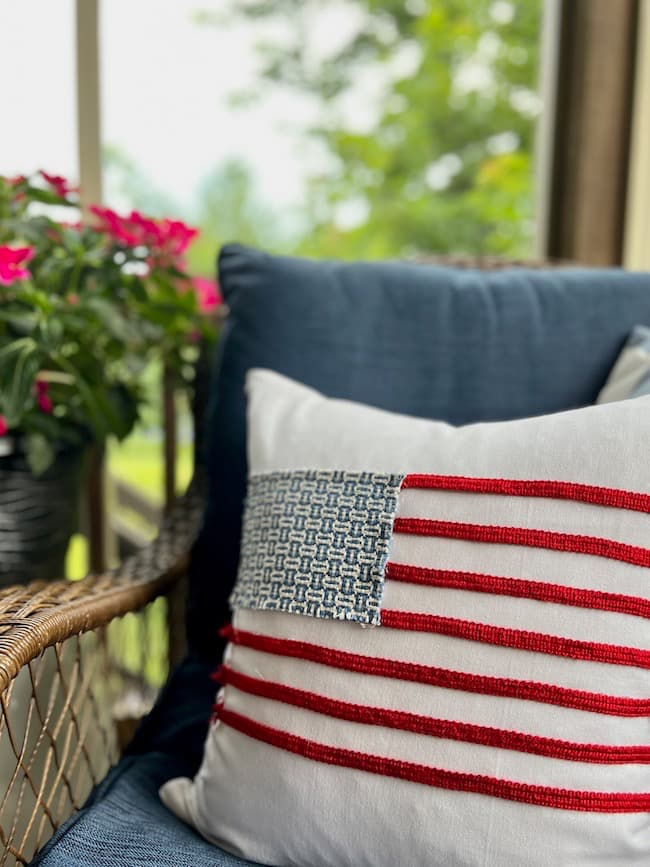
[
  {"xmin": 162, "ymin": 366, "xmax": 177, "ymax": 513},
  {"xmin": 76, "ymin": 0, "xmax": 110, "ymax": 573},
  {"xmin": 624, "ymin": 0, "xmax": 650, "ymax": 269},
  {"xmin": 86, "ymin": 448, "xmax": 107, "ymax": 576},
  {"xmin": 76, "ymin": 0, "xmax": 103, "ymax": 210},
  {"xmin": 545, "ymin": 0, "xmax": 639, "ymax": 265}
]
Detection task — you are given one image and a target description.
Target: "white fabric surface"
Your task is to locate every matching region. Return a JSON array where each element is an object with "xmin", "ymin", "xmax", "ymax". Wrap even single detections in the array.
[{"xmin": 162, "ymin": 369, "xmax": 650, "ymax": 866}]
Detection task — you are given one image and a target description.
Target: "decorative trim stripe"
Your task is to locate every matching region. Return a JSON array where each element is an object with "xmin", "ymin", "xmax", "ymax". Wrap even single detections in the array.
[
  {"xmin": 216, "ymin": 707, "xmax": 650, "ymax": 812},
  {"xmin": 217, "ymin": 665, "xmax": 650, "ymax": 765},
  {"xmin": 393, "ymin": 518, "xmax": 650, "ymax": 568},
  {"xmin": 379, "ymin": 610, "xmax": 650, "ymax": 670},
  {"xmin": 384, "ymin": 563, "xmax": 650, "ymax": 620},
  {"xmin": 401, "ymin": 475, "xmax": 650, "ymax": 514},
  {"xmin": 221, "ymin": 626, "xmax": 650, "ymax": 717}
]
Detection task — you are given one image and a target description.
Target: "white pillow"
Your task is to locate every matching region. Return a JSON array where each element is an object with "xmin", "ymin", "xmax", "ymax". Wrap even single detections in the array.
[{"xmin": 162, "ymin": 369, "xmax": 650, "ymax": 867}]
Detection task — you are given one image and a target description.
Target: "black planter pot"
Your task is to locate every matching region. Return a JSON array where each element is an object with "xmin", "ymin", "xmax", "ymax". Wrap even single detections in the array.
[{"xmin": 0, "ymin": 446, "xmax": 84, "ymax": 587}]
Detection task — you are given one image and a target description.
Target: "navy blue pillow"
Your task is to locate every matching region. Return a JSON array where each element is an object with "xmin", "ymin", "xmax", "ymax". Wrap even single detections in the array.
[{"xmin": 187, "ymin": 243, "xmax": 650, "ymax": 659}]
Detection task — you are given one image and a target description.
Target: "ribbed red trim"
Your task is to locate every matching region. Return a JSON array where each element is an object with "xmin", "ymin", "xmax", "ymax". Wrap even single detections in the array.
[
  {"xmin": 217, "ymin": 706, "xmax": 650, "ymax": 812},
  {"xmin": 401, "ymin": 474, "xmax": 650, "ymax": 514},
  {"xmin": 384, "ymin": 562, "xmax": 650, "ymax": 620},
  {"xmin": 393, "ymin": 518, "xmax": 650, "ymax": 568},
  {"xmin": 379, "ymin": 609, "xmax": 650, "ymax": 670},
  {"xmin": 217, "ymin": 665, "xmax": 650, "ymax": 765},
  {"xmin": 221, "ymin": 626, "xmax": 650, "ymax": 717}
]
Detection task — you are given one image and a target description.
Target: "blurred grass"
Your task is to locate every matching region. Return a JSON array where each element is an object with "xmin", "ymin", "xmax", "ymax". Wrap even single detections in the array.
[
  {"xmin": 63, "ymin": 369, "xmax": 197, "ymax": 689},
  {"xmin": 65, "ymin": 429, "xmax": 193, "ymax": 687},
  {"xmin": 66, "ymin": 430, "xmax": 193, "ymax": 580},
  {"xmin": 109, "ymin": 433, "xmax": 194, "ymax": 500}
]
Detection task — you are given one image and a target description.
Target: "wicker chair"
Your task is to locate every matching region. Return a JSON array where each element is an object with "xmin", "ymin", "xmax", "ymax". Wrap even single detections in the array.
[
  {"xmin": 2, "ymin": 248, "xmax": 650, "ymax": 866},
  {"xmin": 0, "ymin": 473, "xmax": 205, "ymax": 863},
  {"xmin": 0, "ymin": 358, "xmax": 213, "ymax": 863}
]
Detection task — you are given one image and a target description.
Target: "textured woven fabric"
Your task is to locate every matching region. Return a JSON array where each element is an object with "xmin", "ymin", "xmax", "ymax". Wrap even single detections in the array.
[
  {"xmin": 31, "ymin": 754, "xmax": 261, "ymax": 867},
  {"xmin": 231, "ymin": 469, "xmax": 403, "ymax": 625},
  {"xmin": 189, "ymin": 245, "xmax": 650, "ymax": 658},
  {"xmin": 164, "ymin": 371, "xmax": 650, "ymax": 867}
]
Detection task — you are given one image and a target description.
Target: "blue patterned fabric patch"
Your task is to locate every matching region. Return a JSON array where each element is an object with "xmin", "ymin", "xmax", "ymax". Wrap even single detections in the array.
[{"xmin": 230, "ymin": 470, "xmax": 404, "ymax": 626}]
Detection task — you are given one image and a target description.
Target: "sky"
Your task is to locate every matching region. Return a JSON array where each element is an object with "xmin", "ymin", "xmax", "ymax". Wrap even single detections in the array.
[
  {"xmin": 0, "ymin": 0, "xmax": 542, "ymax": 238},
  {"xmin": 0, "ymin": 0, "xmax": 350, "ymax": 221}
]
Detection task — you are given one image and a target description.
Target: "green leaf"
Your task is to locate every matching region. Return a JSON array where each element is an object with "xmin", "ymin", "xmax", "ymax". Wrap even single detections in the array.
[
  {"xmin": 24, "ymin": 433, "xmax": 55, "ymax": 475},
  {"xmin": 0, "ymin": 309, "xmax": 39, "ymax": 332},
  {"xmin": 85, "ymin": 297, "xmax": 144, "ymax": 343},
  {"xmin": 0, "ymin": 339, "xmax": 40, "ymax": 426},
  {"xmin": 25, "ymin": 187, "xmax": 76, "ymax": 207},
  {"xmin": 51, "ymin": 351, "xmax": 135, "ymax": 441}
]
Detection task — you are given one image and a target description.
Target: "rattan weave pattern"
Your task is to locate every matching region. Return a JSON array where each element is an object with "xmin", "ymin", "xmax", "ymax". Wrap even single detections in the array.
[
  {"xmin": 0, "ymin": 634, "xmax": 116, "ymax": 865},
  {"xmin": 0, "ymin": 475, "xmax": 206, "ymax": 865}
]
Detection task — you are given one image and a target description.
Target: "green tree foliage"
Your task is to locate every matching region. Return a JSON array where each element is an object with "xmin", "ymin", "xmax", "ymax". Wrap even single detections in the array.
[
  {"xmin": 200, "ymin": 0, "xmax": 542, "ymax": 259},
  {"xmin": 187, "ymin": 160, "xmax": 283, "ymax": 275}
]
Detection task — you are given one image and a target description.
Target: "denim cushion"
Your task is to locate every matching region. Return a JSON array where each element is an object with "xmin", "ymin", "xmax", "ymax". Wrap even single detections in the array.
[
  {"xmin": 31, "ymin": 754, "xmax": 261, "ymax": 867},
  {"xmin": 188, "ymin": 244, "xmax": 650, "ymax": 658}
]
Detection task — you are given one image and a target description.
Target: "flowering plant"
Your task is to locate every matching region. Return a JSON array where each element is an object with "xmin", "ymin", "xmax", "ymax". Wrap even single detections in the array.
[{"xmin": 0, "ymin": 171, "xmax": 220, "ymax": 473}]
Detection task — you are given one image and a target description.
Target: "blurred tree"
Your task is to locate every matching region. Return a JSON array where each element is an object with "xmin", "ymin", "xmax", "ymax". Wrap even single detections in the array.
[
  {"xmin": 104, "ymin": 146, "xmax": 181, "ymax": 217},
  {"xmin": 187, "ymin": 159, "xmax": 283, "ymax": 275},
  {"xmin": 196, "ymin": 0, "xmax": 542, "ymax": 258}
]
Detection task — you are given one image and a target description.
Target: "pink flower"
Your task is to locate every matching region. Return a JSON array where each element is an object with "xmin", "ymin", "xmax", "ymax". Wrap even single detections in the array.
[
  {"xmin": 0, "ymin": 245, "xmax": 34, "ymax": 286},
  {"xmin": 90, "ymin": 205, "xmax": 136, "ymax": 245},
  {"xmin": 35, "ymin": 379, "xmax": 53, "ymax": 414},
  {"xmin": 191, "ymin": 277, "xmax": 222, "ymax": 312},
  {"xmin": 160, "ymin": 219, "xmax": 198, "ymax": 257},
  {"xmin": 90, "ymin": 206, "xmax": 199, "ymax": 262},
  {"xmin": 38, "ymin": 394, "xmax": 53, "ymax": 413},
  {"xmin": 0, "ymin": 416, "xmax": 7, "ymax": 437},
  {"xmin": 91, "ymin": 206, "xmax": 158, "ymax": 248},
  {"xmin": 66, "ymin": 293, "xmax": 79, "ymax": 305},
  {"xmin": 3, "ymin": 175, "xmax": 26, "ymax": 201},
  {"xmin": 128, "ymin": 210, "xmax": 164, "ymax": 247},
  {"xmin": 40, "ymin": 170, "xmax": 78, "ymax": 200}
]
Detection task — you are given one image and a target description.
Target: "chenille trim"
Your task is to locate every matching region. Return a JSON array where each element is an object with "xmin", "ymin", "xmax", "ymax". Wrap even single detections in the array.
[
  {"xmin": 393, "ymin": 518, "xmax": 650, "ymax": 568},
  {"xmin": 215, "ymin": 665, "xmax": 650, "ymax": 765},
  {"xmin": 216, "ymin": 706, "xmax": 650, "ymax": 813},
  {"xmin": 220, "ymin": 626, "xmax": 650, "ymax": 717},
  {"xmin": 384, "ymin": 563, "xmax": 650, "ymax": 620},
  {"xmin": 401, "ymin": 475, "xmax": 650, "ymax": 514}
]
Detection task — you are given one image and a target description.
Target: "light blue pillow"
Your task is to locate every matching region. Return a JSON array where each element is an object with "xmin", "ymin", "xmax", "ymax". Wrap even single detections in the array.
[{"xmin": 597, "ymin": 325, "xmax": 650, "ymax": 403}]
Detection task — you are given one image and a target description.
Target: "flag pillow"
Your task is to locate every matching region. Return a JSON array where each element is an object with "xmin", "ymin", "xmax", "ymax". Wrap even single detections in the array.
[
  {"xmin": 597, "ymin": 324, "xmax": 650, "ymax": 403},
  {"xmin": 161, "ymin": 369, "xmax": 650, "ymax": 867}
]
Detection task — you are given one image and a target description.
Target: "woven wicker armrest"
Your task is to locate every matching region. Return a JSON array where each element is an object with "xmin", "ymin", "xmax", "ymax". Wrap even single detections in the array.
[
  {"xmin": 0, "ymin": 473, "xmax": 206, "ymax": 693},
  {"xmin": 0, "ymin": 474, "xmax": 207, "ymax": 864}
]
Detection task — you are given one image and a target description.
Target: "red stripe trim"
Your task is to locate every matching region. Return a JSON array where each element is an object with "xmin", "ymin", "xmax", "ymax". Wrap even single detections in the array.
[
  {"xmin": 380, "ymin": 609, "xmax": 650, "ymax": 670},
  {"xmin": 218, "ymin": 665, "xmax": 650, "ymax": 764},
  {"xmin": 385, "ymin": 562, "xmax": 650, "ymax": 620},
  {"xmin": 393, "ymin": 518, "xmax": 650, "ymax": 568},
  {"xmin": 222, "ymin": 626, "xmax": 650, "ymax": 717},
  {"xmin": 217, "ymin": 707, "xmax": 650, "ymax": 812},
  {"xmin": 401, "ymin": 474, "xmax": 650, "ymax": 514}
]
